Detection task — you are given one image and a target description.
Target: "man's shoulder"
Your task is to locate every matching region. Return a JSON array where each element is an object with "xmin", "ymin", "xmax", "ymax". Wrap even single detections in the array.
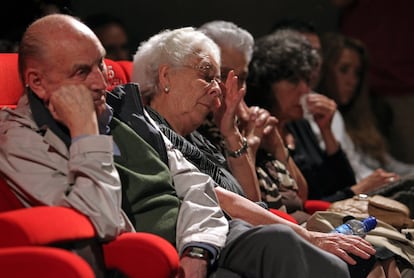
[
  {"xmin": 1, "ymin": 93, "xmax": 36, "ymax": 127},
  {"xmin": 0, "ymin": 106, "xmax": 37, "ymax": 135}
]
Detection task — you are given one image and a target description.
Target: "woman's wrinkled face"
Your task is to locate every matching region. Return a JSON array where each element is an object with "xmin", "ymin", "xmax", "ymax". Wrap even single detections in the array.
[
  {"xmin": 168, "ymin": 55, "xmax": 222, "ymax": 127},
  {"xmin": 270, "ymin": 80, "xmax": 310, "ymax": 121},
  {"xmin": 331, "ymin": 48, "xmax": 361, "ymax": 105}
]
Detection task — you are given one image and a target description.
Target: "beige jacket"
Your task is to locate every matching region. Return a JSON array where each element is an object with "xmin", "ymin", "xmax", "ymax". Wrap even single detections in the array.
[{"xmin": 0, "ymin": 94, "xmax": 134, "ymax": 240}]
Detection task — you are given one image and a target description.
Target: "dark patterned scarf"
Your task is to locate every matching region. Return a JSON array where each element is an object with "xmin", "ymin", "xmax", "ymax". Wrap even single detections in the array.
[{"xmin": 146, "ymin": 106, "xmax": 245, "ymax": 197}]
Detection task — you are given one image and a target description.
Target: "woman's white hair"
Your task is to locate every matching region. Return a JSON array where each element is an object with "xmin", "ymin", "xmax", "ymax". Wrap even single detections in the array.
[{"xmin": 132, "ymin": 27, "xmax": 221, "ymax": 100}]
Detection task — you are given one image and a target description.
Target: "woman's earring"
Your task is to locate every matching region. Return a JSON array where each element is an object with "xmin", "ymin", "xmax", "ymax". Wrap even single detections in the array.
[{"xmin": 164, "ymin": 86, "xmax": 170, "ymax": 93}]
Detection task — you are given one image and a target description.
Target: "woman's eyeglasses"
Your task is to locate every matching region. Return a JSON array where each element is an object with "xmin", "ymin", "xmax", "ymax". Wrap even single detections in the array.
[{"xmin": 180, "ymin": 62, "xmax": 222, "ymax": 88}]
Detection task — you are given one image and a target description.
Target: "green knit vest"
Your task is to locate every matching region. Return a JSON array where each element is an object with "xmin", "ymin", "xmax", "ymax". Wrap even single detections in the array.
[{"xmin": 110, "ymin": 117, "xmax": 179, "ymax": 247}]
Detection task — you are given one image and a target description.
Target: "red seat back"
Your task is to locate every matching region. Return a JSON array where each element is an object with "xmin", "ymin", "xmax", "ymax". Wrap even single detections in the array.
[
  {"xmin": 116, "ymin": 60, "xmax": 133, "ymax": 82},
  {"xmin": 0, "ymin": 53, "xmax": 24, "ymax": 108},
  {"xmin": 104, "ymin": 58, "xmax": 128, "ymax": 91}
]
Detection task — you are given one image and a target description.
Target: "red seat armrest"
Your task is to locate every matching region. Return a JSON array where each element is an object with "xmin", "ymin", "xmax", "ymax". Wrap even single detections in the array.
[
  {"xmin": 103, "ymin": 232, "xmax": 179, "ymax": 278},
  {"xmin": 0, "ymin": 207, "xmax": 96, "ymax": 247}
]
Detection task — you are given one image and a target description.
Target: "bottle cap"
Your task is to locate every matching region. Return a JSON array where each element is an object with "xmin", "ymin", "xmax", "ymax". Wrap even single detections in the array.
[{"xmin": 363, "ymin": 216, "xmax": 377, "ymax": 231}]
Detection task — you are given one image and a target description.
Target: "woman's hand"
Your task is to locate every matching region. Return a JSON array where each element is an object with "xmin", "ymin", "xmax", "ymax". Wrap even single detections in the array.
[
  {"xmin": 237, "ymin": 101, "xmax": 286, "ymax": 161},
  {"xmin": 351, "ymin": 168, "xmax": 400, "ymax": 194},
  {"xmin": 258, "ymin": 114, "xmax": 286, "ymax": 161},
  {"xmin": 213, "ymin": 70, "xmax": 245, "ymax": 140},
  {"xmin": 304, "ymin": 92, "xmax": 340, "ymax": 155},
  {"xmin": 214, "ymin": 71, "xmax": 261, "ymax": 201},
  {"xmin": 306, "ymin": 93, "xmax": 337, "ymax": 132}
]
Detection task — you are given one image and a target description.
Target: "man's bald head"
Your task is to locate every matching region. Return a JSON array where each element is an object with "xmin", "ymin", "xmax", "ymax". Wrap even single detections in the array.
[{"xmin": 18, "ymin": 14, "xmax": 103, "ymax": 84}]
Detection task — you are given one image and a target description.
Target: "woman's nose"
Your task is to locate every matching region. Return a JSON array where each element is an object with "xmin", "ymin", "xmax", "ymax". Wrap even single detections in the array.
[{"xmin": 209, "ymin": 79, "xmax": 223, "ymax": 97}]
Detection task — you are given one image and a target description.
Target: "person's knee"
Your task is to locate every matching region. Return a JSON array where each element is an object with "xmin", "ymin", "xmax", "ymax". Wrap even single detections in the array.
[
  {"xmin": 257, "ymin": 224, "xmax": 298, "ymax": 242},
  {"xmin": 248, "ymin": 224, "xmax": 305, "ymax": 256}
]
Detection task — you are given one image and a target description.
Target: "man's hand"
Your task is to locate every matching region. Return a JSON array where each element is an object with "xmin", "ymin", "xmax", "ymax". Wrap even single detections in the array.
[
  {"xmin": 48, "ymin": 84, "xmax": 99, "ymax": 138},
  {"xmin": 176, "ymin": 257, "xmax": 208, "ymax": 278},
  {"xmin": 307, "ymin": 230, "xmax": 376, "ymax": 265}
]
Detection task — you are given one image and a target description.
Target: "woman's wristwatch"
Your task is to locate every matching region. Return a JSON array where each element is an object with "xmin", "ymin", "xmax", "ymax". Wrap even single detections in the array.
[{"xmin": 225, "ymin": 136, "xmax": 248, "ymax": 158}]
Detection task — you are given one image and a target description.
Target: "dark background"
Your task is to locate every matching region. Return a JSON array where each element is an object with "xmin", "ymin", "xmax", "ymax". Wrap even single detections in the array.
[
  {"xmin": 72, "ymin": 0, "xmax": 340, "ymax": 53},
  {"xmin": 2, "ymin": 0, "xmax": 340, "ymax": 54}
]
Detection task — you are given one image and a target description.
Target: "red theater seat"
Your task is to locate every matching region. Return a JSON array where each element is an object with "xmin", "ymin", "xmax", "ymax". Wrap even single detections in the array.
[
  {"xmin": 117, "ymin": 60, "xmax": 133, "ymax": 82},
  {"xmin": 0, "ymin": 53, "xmax": 23, "ymax": 108}
]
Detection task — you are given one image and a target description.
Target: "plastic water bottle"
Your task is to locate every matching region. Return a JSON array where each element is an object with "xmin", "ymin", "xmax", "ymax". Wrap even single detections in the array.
[{"xmin": 333, "ymin": 216, "xmax": 377, "ymax": 237}]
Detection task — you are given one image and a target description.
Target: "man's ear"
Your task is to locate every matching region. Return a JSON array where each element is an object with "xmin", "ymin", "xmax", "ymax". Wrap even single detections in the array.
[
  {"xmin": 25, "ymin": 68, "xmax": 47, "ymax": 99},
  {"xmin": 158, "ymin": 64, "xmax": 171, "ymax": 93}
]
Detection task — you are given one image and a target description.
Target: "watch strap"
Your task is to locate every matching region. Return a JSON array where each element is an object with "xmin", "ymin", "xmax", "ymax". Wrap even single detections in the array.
[{"xmin": 182, "ymin": 246, "xmax": 211, "ymax": 261}]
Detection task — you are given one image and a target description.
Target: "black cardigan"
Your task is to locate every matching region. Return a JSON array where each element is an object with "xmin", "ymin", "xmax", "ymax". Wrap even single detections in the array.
[{"xmin": 286, "ymin": 119, "xmax": 356, "ymax": 202}]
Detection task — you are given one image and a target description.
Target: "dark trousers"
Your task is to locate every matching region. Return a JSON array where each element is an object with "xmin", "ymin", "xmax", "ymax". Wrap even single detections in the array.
[{"xmin": 211, "ymin": 219, "xmax": 350, "ymax": 278}]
